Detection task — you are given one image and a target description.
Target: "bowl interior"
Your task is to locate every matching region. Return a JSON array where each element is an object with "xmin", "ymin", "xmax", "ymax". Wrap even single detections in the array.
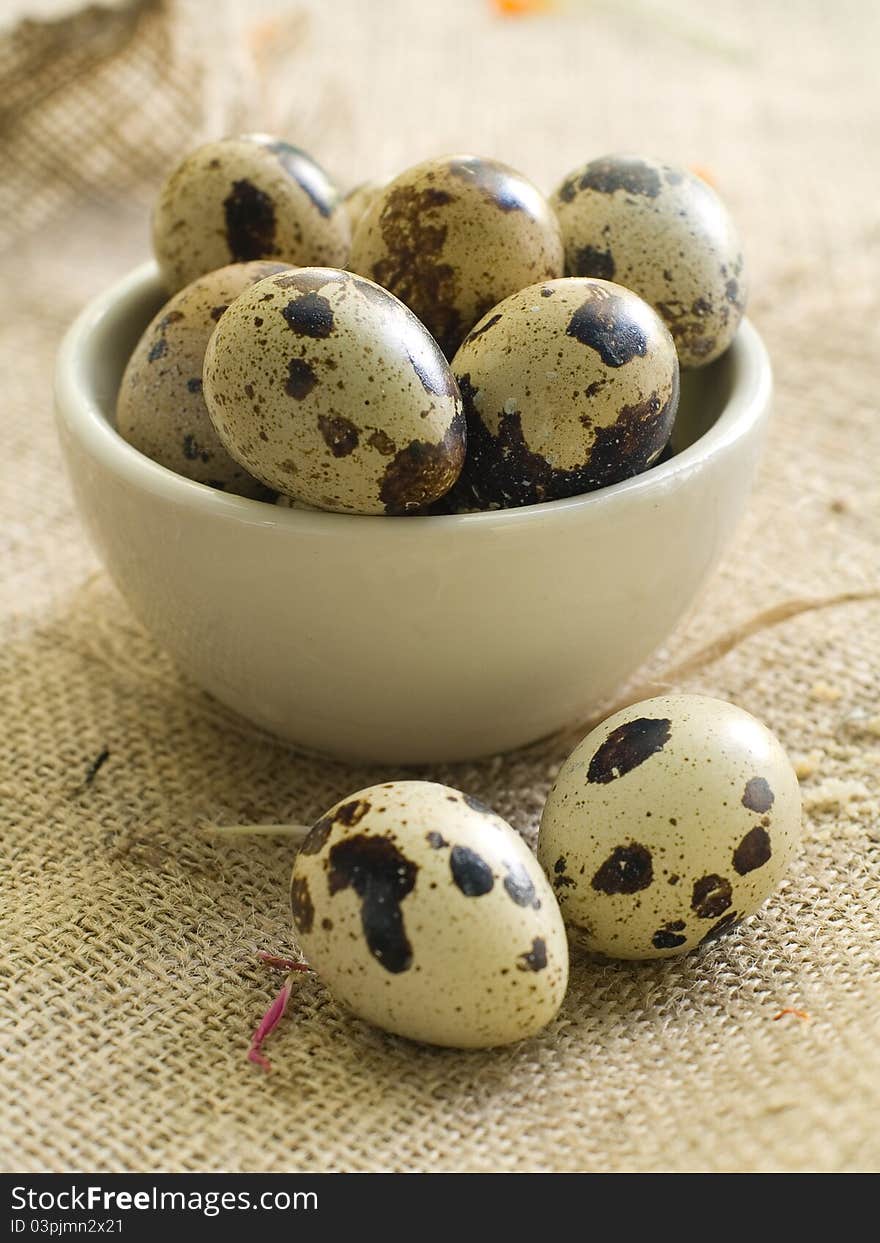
[{"xmin": 95, "ymin": 271, "xmax": 737, "ymax": 475}]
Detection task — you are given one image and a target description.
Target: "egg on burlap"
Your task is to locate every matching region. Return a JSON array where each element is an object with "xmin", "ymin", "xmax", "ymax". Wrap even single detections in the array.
[
  {"xmin": 538, "ymin": 695, "xmax": 802, "ymax": 959},
  {"xmin": 290, "ymin": 781, "xmax": 569, "ymax": 1047}
]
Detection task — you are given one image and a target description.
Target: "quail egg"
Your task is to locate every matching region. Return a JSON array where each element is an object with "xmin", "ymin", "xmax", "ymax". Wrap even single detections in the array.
[
  {"xmin": 538, "ymin": 695, "xmax": 802, "ymax": 959},
  {"xmin": 116, "ymin": 260, "xmax": 292, "ymax": 496},
  {"xmin": 152, "ymin": 134, "xmax": 350, "ymax": 293},
  {"xmin": 291, "ymin": 780, "xmax": 569, "ymax": 1048},
  {"xmin": 447, "ymin": 277, "xmax": 679, "ymax": 508},
  {"xmin": 349, "ymin": 154, "xmax": 564, "ymax": 357},
  {"xmin": 552, "ymin": 154, "xmax": 746, "ymax": 367},
  {"xmin": 202, "ymin": 267, "xmax": 465, "ymax": 514}
]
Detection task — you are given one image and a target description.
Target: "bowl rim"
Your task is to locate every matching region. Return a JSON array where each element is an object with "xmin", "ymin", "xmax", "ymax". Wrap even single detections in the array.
[{"xmin": 56, "ymin": 260, "xmax": 772, "ymax": 532}]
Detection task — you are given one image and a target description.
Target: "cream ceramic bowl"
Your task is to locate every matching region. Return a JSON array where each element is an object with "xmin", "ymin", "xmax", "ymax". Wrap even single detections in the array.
[{"xmin": 55, "ymin": 263, "xmax": 771, "ymax": 764}]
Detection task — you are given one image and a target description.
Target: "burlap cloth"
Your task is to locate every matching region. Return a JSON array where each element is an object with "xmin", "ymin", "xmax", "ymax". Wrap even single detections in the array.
[{"xmin": 2, "ymin": 0, "xmax": 878, "ymax": 1173}]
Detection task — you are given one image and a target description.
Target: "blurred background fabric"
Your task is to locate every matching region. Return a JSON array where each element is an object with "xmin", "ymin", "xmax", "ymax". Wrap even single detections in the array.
[{"xmin": 1, "ymin": 0, "xmax": 879, "ymax": 1173}]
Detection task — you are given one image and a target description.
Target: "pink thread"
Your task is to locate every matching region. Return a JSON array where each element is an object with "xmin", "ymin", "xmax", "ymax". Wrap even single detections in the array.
[
  {"xmin": 248, "ymin": 953, "xmax": 312, "ymax": 1070},
  {"xmin": 248, "ymin": 976, "xmax": 294, "ymax": 1072}
]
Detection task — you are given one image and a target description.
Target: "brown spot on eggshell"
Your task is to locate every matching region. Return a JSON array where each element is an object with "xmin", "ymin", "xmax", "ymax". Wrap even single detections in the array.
[
  {"xmin": 334, "ymin": 799, "xmax": 371, "ymax": 827},
  {"xmin": 300, "ymin": 814, "xmax": 334, "ymax": 855},
  {"xmin": 652, "ymin": 920, "xmax": 687, "ymax": 949},
  {"xmin": 290, "ymin": 875, "xmax": 315, "ymax": 933},
  {"xmin": 552, "ymin": 855, "xmax": 577, "ymax": 890},
  {"xmin": 449, "ymin": 845, "xmax": 494, "ymax": 896},
  {"xmin": 503, "ymin": 863, "xmax": 541, "ymax": 909},
  {"xmin": 285, "ymin": 357, "xmax": 317, "ymax": 400},
  {"xmin": 182, "ymin": 434, "xmax": 209, "ymax": 462},
  {"xmin": 449, "ymin": 382, "xmax": 671, "ymax": 510},
  {"xmin": 422, "ymin": 187, "xmax": 454, "ymax": 207},
  {"xmin": 282, "ymin": 292, "xmax": 335, "ymax": 338},
  {"xmin": 556, "ymin": 174, "xmax": 580, "ymax": 205},
  {"xmin": 591, "ymin": 843, "xmax": 654, "ymax": 894},
  {"xmin": 223, "ymin": 178, "xmax": 278, "ymax": 262},
  {"xmin": 317, "ymin": 414, "xmax": 360, "ymax": 457},
  {"xmin": 582, "ymin": 377, "xmax": 678, "ymax": 486},
  {"xmin": 462, "ymin": 792, "xmax": 494, "ymax": 815},
  {"xmin": 733, "ymin": 825, "xmax": 772, "ymax": 875},
  {"xmin": 367, "ymin": 428, "xmax": 396, "ymax": 455},
  {"xmin": 742, "ymin": 777, "xmax": 775, "ymax": 813},
  {"xmin": 691, "ymin": 874, "xmax": 733, "ymax": 919},
  {"xmin": 566, "ymin": 293, "xmax": 648, "ymax": 366},
  {"xmin": 367, "ymin": 181, "xmax": 460, "ymax": 354},
  {"xmin": 572, "ymin": 244, "xmax": 616, "ymax": 280},
  {"xmin": 379, "ymin": 411, "xmax": 466, "ymax": 514},
  {"xmin": 517, "ymin": 937, "xmax": 548, "ymax": 971},
  {"xmin": 587, "ymin": 717, "xmax": 672, "ymax": 783},
  {"xmin": 576, "ymin": 156, "xmax": 663, "ymax": 198},
  {"xmin": 426, "ymin": 831, "xmax": 448, "ymax": 849},
  {"xmin": 327, "ymin": 834, "xmax": 418, "ymax": 973}
]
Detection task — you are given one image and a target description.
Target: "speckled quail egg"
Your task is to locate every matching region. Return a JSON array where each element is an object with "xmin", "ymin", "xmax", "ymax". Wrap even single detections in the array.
[
  {"xmin": 343, "ymin": 180, "xmax": 386, "ymax": 232},
  {"xmin": 116, "ymin": 260, "xmax": 292, "ymax": 496},
  {"xmin": 202, "ymin": 267, "xmax": 465, "ymax": 514},
  {"xmin": 291, "ymin": 780, "xmax": 568, "ymax": 1048},
  {"xmin": 538, "ymin": 695, "xmax": 802, "ymax": 959},
  {"xmin": 447, "ymin": 277, "xmax": 679, "ymax": 509},
  {"xmin": 349, "ymin": 155, "xmax": 564, "ymax": 357},
  {"xmin": 152, "ymin": 135, "xmax": 350, "ymax": 293},
  {"xmin": 552, "ymin": 154, "xmax": 746, "ymax": 367}
]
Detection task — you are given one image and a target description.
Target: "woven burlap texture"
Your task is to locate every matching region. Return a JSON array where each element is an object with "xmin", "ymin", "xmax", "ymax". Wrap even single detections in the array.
[{"xmin": 1, "ymin": 0, "xmax": 878, "ymax": 1173}]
